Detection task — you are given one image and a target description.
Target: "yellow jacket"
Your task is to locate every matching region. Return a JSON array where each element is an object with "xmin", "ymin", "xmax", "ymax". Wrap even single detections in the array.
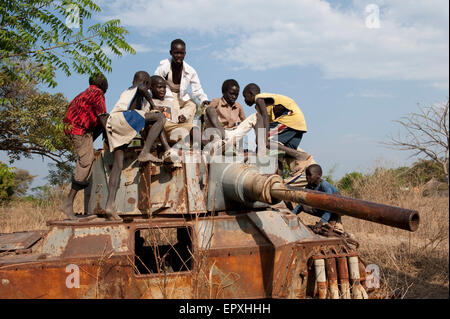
[{"xmin": 255, "ymin": 93, "xmax": 307, "ymax": 132}]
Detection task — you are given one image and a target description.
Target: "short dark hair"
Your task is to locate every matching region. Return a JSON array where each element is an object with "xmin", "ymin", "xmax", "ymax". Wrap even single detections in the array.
[
  {"xmin": 243, "ymin": 83, "xmax": 260, "ymax": 95},
  {"xmin": 222, "ymin": 79, "xmax": 239, "ymax": 93},
  {"xmin": 89, "ymin": 72, "xmax": 106, "ymax": 87},
  {"xmin": 306, "ymin": 164, "xmax": 322, "ymax": 176},
  {"xmin": 171, "ymin": 39, "xmax": 186, "ymax": 50},
  {"xmin": 150, "ymin": 75, "xmax": 165, "ymax": 84},
  {"xmin": 133, "ymin": 71, "xmax": 151, "ymax": 84}
]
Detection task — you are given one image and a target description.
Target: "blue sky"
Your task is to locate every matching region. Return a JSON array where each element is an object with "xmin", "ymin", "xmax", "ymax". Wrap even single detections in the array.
[{"xmin": 1, "ymin": 0, "xmax": 448, "ymax": 189}]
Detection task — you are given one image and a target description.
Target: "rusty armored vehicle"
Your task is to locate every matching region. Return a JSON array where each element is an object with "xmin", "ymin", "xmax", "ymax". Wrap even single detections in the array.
[{"xmin": 0, "ymin": 143, "xmax": 419, "ymax": 299}]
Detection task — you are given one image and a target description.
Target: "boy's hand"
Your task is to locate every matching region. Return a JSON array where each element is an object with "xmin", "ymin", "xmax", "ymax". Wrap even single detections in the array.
[
  {"xmin": 137, "ymin": 83, "xmax": 150, "ymax": 95},
  {"xmin": 201, "ymin": 100, "xmax": 210, "ymax": 107},
  {"xmin": 178, "ymin": 115, "xmax": 186, "ymax": 123}
]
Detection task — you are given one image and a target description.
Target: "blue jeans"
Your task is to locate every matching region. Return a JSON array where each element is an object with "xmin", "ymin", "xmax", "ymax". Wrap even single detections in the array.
[
  {"xmin": 269, "ymin": 122, "xmax": 304, "ymax": 149},
  {"xmin": 292, "ymin": 204, "xmax": 332, "ymax": 223}
]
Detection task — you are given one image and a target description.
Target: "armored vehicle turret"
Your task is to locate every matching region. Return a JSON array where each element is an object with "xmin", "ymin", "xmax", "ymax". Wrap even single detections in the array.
[{"xmin": 0, "ymin": 145, "xmax": 419, "ymax": 299}]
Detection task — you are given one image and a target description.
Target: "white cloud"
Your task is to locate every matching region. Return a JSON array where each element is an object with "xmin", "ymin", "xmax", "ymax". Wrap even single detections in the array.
[
  {"xmin": 99, "ymin": 0, "xmax": 449, "ymax": 87},
  {"xmin": 130, "ymin": 43, "xmax": 152, "ymax": 53}
]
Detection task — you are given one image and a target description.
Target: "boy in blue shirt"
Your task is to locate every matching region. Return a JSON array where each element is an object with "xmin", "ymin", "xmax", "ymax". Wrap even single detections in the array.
[{"xmin": 292, "ymin": 164, "xmax": 344, "ymax": 233}]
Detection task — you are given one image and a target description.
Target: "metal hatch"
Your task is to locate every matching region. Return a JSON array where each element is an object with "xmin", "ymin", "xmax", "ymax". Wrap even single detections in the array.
[{"xmin": 0, "ymin": 231, "xmax": 44, "ymax": 252}]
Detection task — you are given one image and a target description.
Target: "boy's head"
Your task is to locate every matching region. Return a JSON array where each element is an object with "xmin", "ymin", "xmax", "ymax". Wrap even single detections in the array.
[
  {"xmin": 305, "ymin": 164, "xmax": 322, "ymax": 187},
  {"xmin": 150, "ymin": 75, "xmax": 166, "ymax": 100},
  {"xmin": 89, "ymin": 73, "xmax": 108, "ymax": 93},
  {"xmin": 243, "ymin": 83, "xmax": 260, "ymax": 106},
  {"xmin": 222, "ymin": 79, "xmax": 240, "ymax": 106},
  {"xmin": 133, "ymin": 71, "xmax": 151, "ymax": 90},
  {"xmin": 170, "ymin": 39, "xmax": 186, "ymax": 65}
]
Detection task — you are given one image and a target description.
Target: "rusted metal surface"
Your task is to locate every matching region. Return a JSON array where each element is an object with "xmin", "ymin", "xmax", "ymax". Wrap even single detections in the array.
[
  {"xmin": 314, "ymin": 259, "xmax": 327, "ymax": 299},
  {"xmin": 202, "ymin": 250, "xmax": 273, "ymax": 298},
  {"xmin": 0, "ymin": 212, "xmax": 373, "ymax": 299},
  {"xmin": 0, "ymin": 149, "xmax": 411, "ymax": 299},
  {"xmin": 184, "ymin": 154, "xmax": 208, "ymax": 213},
  {"xmin": 270, "ymin": 184, "xmax": 420, "ymax": 231},
  {"xmin": 336, "ymin": 256, "xmax": 351, "ymax": 299},
  {"xmin": 138, "ymin": 162, "xmax": 188, "ymax": 214},
  {"xmin": 325, "ymin": 258, "xmax": 339, "ymax": 299},
  {"xmin": 41, "ymin": 221, "xmax": 130, "ymax": 258},
  {"xmin": 247, "ymin": 210, "xmax": 315, "ymax": 246},
  {"xmin": 197, "ymin": 215, "xmax": 271, "ymax": 250},
  {"xmin": 348, "ymin": 256, "xmax": 368, "ymax": 299},
  {"xmin": 207, "ymin": 162, "xmax": 275, "ymax": 211},
  {"xmin": 271, "ymin": 244, "xmax": 296, "ymax": 298},
  {"xmin": 0, "ymin": 231, "xmax": 44, "ymax": 252}
]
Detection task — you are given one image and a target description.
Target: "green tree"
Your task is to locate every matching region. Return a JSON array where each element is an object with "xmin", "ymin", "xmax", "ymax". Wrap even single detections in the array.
[
  {"xmin": 0, "ymin": 0, "xmax": 135, "ymax": 87},
  {"xmin": 13, "ymin": 168, "xmax": 35, "ymax": 197},
  {"xmin": 0, "ymin": 162, "xmax": 16, "ymax": 202},
  {"xmin": 0, "ymin": 71, "xmax": 75, "ymax": 165},
  {"xmin": 393, "ymin": 159, "xmax": 447, "ymax": 186},
  {"xmin": 337, "ymin": 171, "xmax": 364, "ymax": 196},
  {"xmin": 1, "ymin": 1, "xmax": 135, "ymax": 186}
]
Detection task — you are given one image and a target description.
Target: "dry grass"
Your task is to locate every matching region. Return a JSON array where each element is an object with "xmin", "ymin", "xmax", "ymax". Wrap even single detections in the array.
[
  {"xmin": 303, "ymin": 168, "xmax": 449, "ymax": 299},
  {"xmin": 0, "ymin": 185, "xmax": 83, "ymax": 233},
  {"xmin": 347, "ymin": 170, "xmax": 449, "ymax": 299},
  {"xmin": 1, "ymin": 170, "xmax": 448, "ymax": 299}
]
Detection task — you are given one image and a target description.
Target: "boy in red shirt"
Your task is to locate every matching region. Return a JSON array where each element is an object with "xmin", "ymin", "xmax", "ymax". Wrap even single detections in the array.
[{"xmin": 60, "ymin": 73, "xmax": 108, "ymax": 220}]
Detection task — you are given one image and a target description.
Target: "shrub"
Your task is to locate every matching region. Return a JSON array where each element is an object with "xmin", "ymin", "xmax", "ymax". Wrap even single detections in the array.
[
  {"xmin": 337, "ymin": 171, "xmax": 364, "ymax": 197},
  {"xmin": 0, "ymin": 162, "xmax": 16, "ymax": 202}
]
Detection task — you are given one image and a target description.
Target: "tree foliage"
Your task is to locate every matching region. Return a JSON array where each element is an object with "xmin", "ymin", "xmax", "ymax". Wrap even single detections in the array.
[
  {"xmin": 0, "ymin": 70, "xmax": 76, "ymax": 166},
  {"xmin": 0, "ymin": 0, "xmax": 135, "ymax": 87},
  {"xmin": 337, "ymin": 171, "xmax": 364, "ymax": 195},
  {"xmin": 0, "ymin": 162, "xmax": 16, "ymax": 202},
  {"xmin": 337, "ymin": 159, "xmax": 448, "ymax": 198},
  {"xmin": 13, "ymin": 168, "xmax": 35, "ymax": 197},
  {"xmin": 390, "ymin": 160, "xmax": 447, "ymax": 186}
]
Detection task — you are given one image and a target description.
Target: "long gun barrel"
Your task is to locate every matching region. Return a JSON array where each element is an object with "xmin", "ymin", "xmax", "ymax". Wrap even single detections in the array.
[
  {"xmin": 221, "ymin": 164, "xmax": 420, "ymax": 232},
  {"xmin": 270, "ymin": 185, "xmax": 419, "ymax": 232}
]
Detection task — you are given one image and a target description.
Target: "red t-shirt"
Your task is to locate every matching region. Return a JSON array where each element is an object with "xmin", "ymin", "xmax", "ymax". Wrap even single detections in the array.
[{"xmin": 63, "ymin": 85, "xmax": 106, "ymax": 135}]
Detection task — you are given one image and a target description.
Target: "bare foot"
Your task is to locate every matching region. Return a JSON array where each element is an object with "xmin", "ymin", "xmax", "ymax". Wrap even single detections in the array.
[
  {"xmin": 60, "ymin": 199, "xmax": 77, "ymax": 220},
  {"xmin": 138, "ymin": 152, "xmax": 163, "ymax": 163},
  {"xmin": 105, "ymin": 206, "xmax": 122, "ymax": 221}
]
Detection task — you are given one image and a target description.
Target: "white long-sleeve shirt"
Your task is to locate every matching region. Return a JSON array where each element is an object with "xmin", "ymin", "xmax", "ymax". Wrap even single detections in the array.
[{"xmin": 154, "ymin": 59, "xmax": 208, "ymax": 104}]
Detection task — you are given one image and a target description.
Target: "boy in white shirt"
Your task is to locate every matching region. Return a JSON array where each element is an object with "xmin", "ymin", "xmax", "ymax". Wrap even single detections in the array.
[{"xmin": 154, "ymin": 39, "xmax": 210, "ymax": 123}]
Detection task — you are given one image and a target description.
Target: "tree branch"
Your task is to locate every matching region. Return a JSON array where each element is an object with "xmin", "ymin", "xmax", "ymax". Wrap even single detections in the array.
[{"xmin": 2, "ymin": 34, "xmax": 99, "ymax": 59}]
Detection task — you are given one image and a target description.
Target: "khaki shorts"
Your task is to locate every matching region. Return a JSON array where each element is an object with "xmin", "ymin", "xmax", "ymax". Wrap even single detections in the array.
[
  {"xmin": 71, "ymin": 133, "xmax": 94, "ymax": 184},
  {"xmin": 164, "ymin": 121, "xmax": 193, "ymax": 144},
  {"xmin": 173, "ymin": 95, "xmax": 197, "ymax": 123}
]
